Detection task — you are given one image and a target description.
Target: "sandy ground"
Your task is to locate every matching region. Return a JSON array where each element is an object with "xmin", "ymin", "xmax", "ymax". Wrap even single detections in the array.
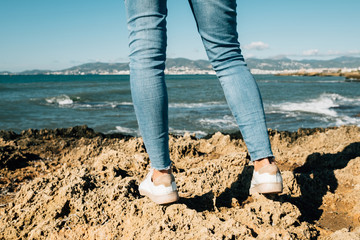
[{"xmin": 0, "ymin": 125, "xmax": 359, "ymax": 239}]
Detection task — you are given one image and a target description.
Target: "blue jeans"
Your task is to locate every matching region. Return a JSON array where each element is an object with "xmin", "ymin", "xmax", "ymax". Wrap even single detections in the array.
[{"xmin": 125, "ymin": 0, "xmax": 273, "ymax": 169}]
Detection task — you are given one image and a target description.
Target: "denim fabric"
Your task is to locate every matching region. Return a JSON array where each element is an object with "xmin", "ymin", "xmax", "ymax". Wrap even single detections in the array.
[{"xmin": 125, "ymin": 0, "xmax": 274, "ymax": 169}]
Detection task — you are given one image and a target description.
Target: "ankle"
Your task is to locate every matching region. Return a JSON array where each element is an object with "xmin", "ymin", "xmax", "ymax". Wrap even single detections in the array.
[
  {"xmin": 253, "ymin": 157, "xmax": 272, "ymax": 171},
  {"xmin": 152, "ymin": 169, "xmax": 171, "ymax": 181}
]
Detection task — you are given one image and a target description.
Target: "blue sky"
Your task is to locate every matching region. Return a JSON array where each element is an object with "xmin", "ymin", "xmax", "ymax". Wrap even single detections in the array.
[{"xmin": 1, "ymin": 0, "xmax": 359, "ymax": 72}]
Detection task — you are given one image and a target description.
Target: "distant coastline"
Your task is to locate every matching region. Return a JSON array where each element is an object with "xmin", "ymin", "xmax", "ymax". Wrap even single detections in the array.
[{"xmin": 1, "ymin": 56, "xmax": 360, "ymax": 76}]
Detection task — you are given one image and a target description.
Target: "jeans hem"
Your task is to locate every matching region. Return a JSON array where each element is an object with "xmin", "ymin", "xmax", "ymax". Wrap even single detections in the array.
[
  {"xmin": 250, "ymin": 153, "xmax": 275, "ymax": 162},
  {"xmin": 150, "ymin": 163, "xmax": 171, "ymax": 170}
]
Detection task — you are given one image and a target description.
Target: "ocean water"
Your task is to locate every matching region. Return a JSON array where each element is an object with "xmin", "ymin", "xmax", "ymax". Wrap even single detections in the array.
[{"xmin": 0, "ymin": 74, "xmax": 359, "ymax": 137}]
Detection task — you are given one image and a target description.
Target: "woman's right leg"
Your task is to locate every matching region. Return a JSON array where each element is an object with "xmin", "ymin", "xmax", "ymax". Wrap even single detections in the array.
[
  {"xmin": 125, "ymin": 0, "xmax": 179, "ymax": 204},
  {"xmin": 125, "ymin": 0, "xmax": 171, "ymax": 170}
]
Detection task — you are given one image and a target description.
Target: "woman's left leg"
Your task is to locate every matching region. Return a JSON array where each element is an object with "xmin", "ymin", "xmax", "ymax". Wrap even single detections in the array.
[
  {"xmin": 188, "ymin": 0, "xmax": 283, "ymax": 194},
  {"xmin": 188, "ymin": 0, "xmax": 273, "ymax": 161}
]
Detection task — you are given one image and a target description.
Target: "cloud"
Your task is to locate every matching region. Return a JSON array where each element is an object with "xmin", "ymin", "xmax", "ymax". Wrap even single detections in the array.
[
  {"xmin": 302, "ymin": 49, "xmax": 319, "ymax": 56},
  {"xmin": 244, "ymin": 41, "xmax": 269, "ymax": 51}
]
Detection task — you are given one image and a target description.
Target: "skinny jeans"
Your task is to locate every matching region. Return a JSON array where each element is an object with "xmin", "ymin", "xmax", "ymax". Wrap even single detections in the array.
[{"xmin": 125, "ymin": 0, "xmax": 274, "ymax": 169}]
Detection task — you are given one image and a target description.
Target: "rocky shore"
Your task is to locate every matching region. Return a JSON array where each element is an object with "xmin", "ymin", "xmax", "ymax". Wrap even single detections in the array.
[{"xmin": 1, "ymin": 125, "xmax": 360, "ymax": 239}]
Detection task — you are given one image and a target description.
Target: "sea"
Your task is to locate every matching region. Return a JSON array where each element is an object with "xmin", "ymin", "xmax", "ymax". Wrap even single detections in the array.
[{"xmin": 0, "ymin": 74, "xmax": 359, "ymax": 137}]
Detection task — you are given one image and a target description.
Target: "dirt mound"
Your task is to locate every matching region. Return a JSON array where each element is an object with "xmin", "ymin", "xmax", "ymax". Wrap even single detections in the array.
[{"xmin": 0, "ymin": 125, "xmax": 359, "ymax": 239}]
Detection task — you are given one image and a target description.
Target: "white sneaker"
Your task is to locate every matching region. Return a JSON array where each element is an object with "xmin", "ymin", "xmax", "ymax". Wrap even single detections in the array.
[
  {"xmin": 249, "ymin": 163, "xmax": 283, "ymax": 195},
  {"xmin": 139, "ymin": 168, "xmax": 179, "ymax": 204}
]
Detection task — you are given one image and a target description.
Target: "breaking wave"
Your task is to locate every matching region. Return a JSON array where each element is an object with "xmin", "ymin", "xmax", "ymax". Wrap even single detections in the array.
[
  {"xmin": 198, "ymin": 115, "xmax": 237, "ymax": 129},
  {"xmin": 44, "ymin": 95, "xmax": 133, "ymax": 109},
  {"xmin": 267, "ymin": 93, "xmax": 360, "ymax": 126},
  {"xmin": 45, "ymin": 94, "xmax": 74, "ymax": 106}
]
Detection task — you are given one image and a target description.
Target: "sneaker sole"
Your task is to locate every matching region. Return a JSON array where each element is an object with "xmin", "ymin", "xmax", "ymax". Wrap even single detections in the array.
[
  {"xmin": 139, "ymin": 189, "xmax": 179, "ymax": 205},
  {"xmin": 249, "ymin": 183, "xmax": 283, "ymax": 195}
]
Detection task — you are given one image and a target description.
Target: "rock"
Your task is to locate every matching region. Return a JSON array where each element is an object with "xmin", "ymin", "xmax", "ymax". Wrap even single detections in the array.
[{"xmin": 0, "ymin": 125, "xmax": 359, "ymax": 239}]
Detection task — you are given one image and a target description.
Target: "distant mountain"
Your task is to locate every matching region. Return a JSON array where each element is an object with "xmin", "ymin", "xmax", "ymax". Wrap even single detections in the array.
[
  {"xmin": 64, "ymin": 62, "xmax": 129, "ymax": 73},
  {"xmin": 166, "ymin": 58, "xmax": 212, "ymax": 70},
  {"xmin": 2, "ymin": 56, "xmax": 360, "ymax": 75}
]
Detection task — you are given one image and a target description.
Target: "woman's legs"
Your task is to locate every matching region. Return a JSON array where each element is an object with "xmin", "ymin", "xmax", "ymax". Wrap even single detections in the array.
[
  {"xmin": 125, "ymin": 0, "xmax": 171, "ymax": 170},
  {"xmin": 125, "ymin": 0, "xmax": 281, "ymax": 200},
  {"xmin": 126, "ymin": 0, "xmax": 274, "ymax": 165},
  {"xmin": 188, "ymin": 0, "xmax": 274, "ymax": 161}
]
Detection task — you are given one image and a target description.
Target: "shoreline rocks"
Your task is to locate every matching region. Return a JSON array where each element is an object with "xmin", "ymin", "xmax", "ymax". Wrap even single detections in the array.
[
  {"xmin": 276, "ymin": 70, "xmax": 360, "ymax": 81},
  {"xmin": 0, "ymin": 125, "xmax": 360, "ymax": 239}
]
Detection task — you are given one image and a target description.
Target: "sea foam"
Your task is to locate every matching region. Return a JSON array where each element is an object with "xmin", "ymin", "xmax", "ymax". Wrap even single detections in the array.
[
  {"xmin": 45, "ymin": 94, "xmax": 73, "ymax": 106},
  {"xmin": 198, "ymin": 115, "xmax": 237, "ymax": 129},
  {"xmin": 169, "ymin": 101, "xmax": 226, "ymax": 109},
  {"xmin": 45, "ymin": 95, "xmax": 130, "ymax": 109},
  {"xmin": 114, "ymin": 126, "xmax": 139, "ymax": 135},
  {"xmin": 267, "ymin": 93, "xmax": 360, "ymax": 127},
  {"xmin": 269, "ymin": 93, "xmax": 360, "ymax": 117}
]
